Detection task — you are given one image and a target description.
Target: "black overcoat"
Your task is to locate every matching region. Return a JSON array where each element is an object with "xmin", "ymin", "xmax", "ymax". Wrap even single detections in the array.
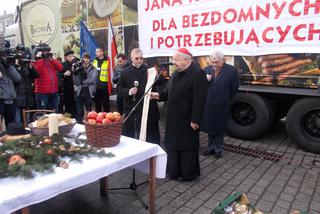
[
  {"xmin": 201, "ymin": 63, "xmax": 239, "ymax": 135},
  {"xmin": 160, "ymin": 63, "xmax": 208, "ymax": 151},
  {"xmin": 118, "ymin": 64, "xmax": 159, "ymax": 125}
]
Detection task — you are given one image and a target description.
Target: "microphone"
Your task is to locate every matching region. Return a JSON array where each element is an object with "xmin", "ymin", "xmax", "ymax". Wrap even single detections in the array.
[
  {"xmin": 160, "ymin": 62, "xmax": 173, "ymax": 66},
  {"xmin": 132, "ymin": 81, "xmax": 139, "ymax": 102}
]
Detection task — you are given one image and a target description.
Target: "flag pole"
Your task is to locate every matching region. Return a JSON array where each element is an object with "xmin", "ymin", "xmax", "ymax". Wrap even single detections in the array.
[{"xmin": 108, "ymin": 15, "xmax": 118, "ymax": 55}]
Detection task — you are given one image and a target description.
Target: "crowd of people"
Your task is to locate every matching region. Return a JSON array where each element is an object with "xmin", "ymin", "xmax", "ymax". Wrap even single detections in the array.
[{"xmin": 0, "ymin": 43, "xmax": 239, "ymax": 182}]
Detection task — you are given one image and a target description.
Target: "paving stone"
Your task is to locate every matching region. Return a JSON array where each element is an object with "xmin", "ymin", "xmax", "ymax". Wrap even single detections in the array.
[
  {"xmin": 255, "ymin": 200, "xmax": 274, "ymax": 212},
  {"xmin": 261, "ymin": 191, "xmax": 280, "ymax": 203},
  {"xmin": 280, "ymin": 192, "xmax": 295, "ymax": 202},
  {"xmin": 195, "ymin": 190, "xmax": 213, "ymax": 201},
  {"xmin": 203, "ymin": 197, "xmax": 220, "ymax": 210},
  {"xmin": 284, "ymin": 186, "xmax": 299, "ymax": 195},
  {"xmin": 193, "ymin": 206, "xmax": 213, "ymax": 214},
  {"xmin": 184, "ymin": 197, "xmax": 204, "ymax": 210},
  {"xmin": 174, "ymin": 206, "xmax": 193, "ymax": 214},
  {"xmin": 310, "ymin": 201, "xmax": 320, "ymax": 211},
  {"xmin": 272, "ymin": 206, "xmax": 291, "ymax": 214},
  {"xmin": 170, "ymin": 196, "xmax": 189, "ymax": 208},
  {"xmin": 291, "ymin": 200, "xmax": 309, "ymax": 212},
  {"xmin": 276, "ymin": 199, "xmax": 291, "ymax": 209},
  {"xmin": 173, "ymin": 183, "xmax": 191, "ymax": 193}
]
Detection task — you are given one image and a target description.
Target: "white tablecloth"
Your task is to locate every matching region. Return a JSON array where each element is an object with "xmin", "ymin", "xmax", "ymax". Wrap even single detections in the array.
[{"xmin": 0, "ymin": 124, "xmax": 167, "ymax": 214}]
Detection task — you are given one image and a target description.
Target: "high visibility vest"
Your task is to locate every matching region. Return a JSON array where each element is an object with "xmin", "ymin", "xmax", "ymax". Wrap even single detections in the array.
[{"xmin": 92, "ymin": 59, "xmax": 109, "ymax": 82}]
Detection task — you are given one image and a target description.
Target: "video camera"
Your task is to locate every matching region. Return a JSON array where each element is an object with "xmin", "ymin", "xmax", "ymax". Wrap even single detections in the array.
[
  {"xmin": 71, "ymin": 58, "xmax": 84, "ymax": 73},
  {"xmin": 33, "ymin": 42, "xmax": 52, "ymax": 59},
  {"xmin": 72, "ymin": 57, "xmax": 86, "ymax": 80},
  {"xmin": 0, "ymin": 40, "xmax": 32, "ymax": 67}
]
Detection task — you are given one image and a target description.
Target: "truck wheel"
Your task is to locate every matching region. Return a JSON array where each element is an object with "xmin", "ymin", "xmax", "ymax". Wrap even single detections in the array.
[
  {"xmin": 227, "ymin": 92, "xmax": 274, "ymax": 139},
  {"xmin": 286, "ymin": 98, "xmax": 320, "ymax": 153}
]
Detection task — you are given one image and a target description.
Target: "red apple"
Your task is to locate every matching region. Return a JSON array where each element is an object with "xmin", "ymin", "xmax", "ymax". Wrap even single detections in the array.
[
  {"xmin": 95, "ymin": 116, "xmax": 103, "ymax": 124},
  {"xmin": 113, "ymin": 115, "xmax": 121, "ymax": 122},
  {"xmin": 106, "ymin": 112, "xmax": 115, "ymax": 121},
  {"xmin": 113, "ymin": 112, "xmax": 121, "ymax": 117},
  {"xmin": 97, "ymin": 112, "xmax": 107, "ymax": 118},
  {"xmin": 102, "ymin": 118, "xmax": 112, "ymax": 124},
  {"xmin": 87, "ymin": 111, "xmax": 98, "ymax": 119},
  {"xmin": 87, "ymin": 119, "xmax": 96, "ymax": 124}
]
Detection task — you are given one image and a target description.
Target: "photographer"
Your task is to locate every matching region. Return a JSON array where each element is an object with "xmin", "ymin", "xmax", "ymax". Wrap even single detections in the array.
[
  {"xmin": 73, "ymin": 53, "xmax": 97, "ymax": 122},
  {"xmin": 61, "ymin": 50, "xmax": 76, "ymax": 117},
  {"xmin": 0, "ymin": 53, "xmax": 22, "ymax": 126},
  {"xmin": 14, "ymin": 45, "xmax": 39, "ymax": 123},
  {"xmin": 32, "ymin": 43, "xmax": 63, "ymax": 111}
]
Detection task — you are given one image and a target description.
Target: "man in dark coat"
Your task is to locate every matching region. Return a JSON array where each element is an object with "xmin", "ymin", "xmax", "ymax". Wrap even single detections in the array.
[
  {"xmin": 61, "ymin": 50, "xmax": 76, "ymax": 117},
  {"xmin": 117, "ymin": 48, "xmax": 160, "ymax": 144},
  {"xmin": 150, "ymin": 48, "xmax": 208, "ymax": 181},
  {"xmin": 202, "ymin": 51, "xmax": 239, "ymax": 158}
]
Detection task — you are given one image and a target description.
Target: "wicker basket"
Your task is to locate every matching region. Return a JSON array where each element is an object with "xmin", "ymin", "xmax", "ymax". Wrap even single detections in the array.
[{"xmin": 83, "ymin": 118, "xmax": 123, "ymax": 148}]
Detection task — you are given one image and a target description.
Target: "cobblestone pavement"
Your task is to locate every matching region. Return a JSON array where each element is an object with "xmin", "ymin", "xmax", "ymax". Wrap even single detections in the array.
[{"xmin": 28, "ymin": 115, "xmax": 320, "ymax": 214}]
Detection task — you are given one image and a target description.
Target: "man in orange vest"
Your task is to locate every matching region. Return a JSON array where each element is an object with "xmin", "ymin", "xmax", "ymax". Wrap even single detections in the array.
[{"xmin": 92, "ymin": 47, "xmax": 110, "ymax": 112}]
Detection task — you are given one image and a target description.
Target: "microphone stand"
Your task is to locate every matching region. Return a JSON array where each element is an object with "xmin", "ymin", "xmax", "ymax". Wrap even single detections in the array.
[{"xmin": 107, "ymin": 66, "xmax": 166, "ymax": 210}]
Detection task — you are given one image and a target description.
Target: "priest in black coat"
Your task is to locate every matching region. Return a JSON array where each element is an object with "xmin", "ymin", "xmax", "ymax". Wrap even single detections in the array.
[
  {"xmin": 150, "ymin": 48, "xmax": 208, "ymax": 181},
  {"xmin": 201, "ymin": 51, "xmax": 239, "ymax": 158},
  {"xmin": 117, "ymin": 48, "xmax": 160, "ymax": 144}
]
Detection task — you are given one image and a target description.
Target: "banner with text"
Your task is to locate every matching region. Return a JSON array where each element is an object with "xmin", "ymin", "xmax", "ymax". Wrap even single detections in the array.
[{"xmin": 138, "ymin": 0, "xmax": 320, "ymax": 57}]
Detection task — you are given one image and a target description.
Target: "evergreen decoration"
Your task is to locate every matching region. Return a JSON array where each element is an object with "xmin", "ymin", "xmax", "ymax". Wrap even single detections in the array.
[{"xmin": 0, "ymin": 134, "xmax": 115, "ymax": 179}]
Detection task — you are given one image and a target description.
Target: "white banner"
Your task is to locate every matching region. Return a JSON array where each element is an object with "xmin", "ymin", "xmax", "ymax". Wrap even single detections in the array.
[{"xmin": 138, "ymin": 0, "xmax": 320, "ymax": 57}]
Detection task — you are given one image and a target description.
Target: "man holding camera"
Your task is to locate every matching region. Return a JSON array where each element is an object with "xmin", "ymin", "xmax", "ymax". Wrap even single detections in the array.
[
  {"xmin": 32, "ymin": 43, "xmax": 63, "ymax": 112},
  {"xmin": 0, "ymin": 55, "xmax": 22, "ymax": 127},
  {"xmin": 61, "ymin": 50, "xmax": 76, "ymax": 117},
  {"xmin": 73, "ymin": 53, "xmax": 97, "ymax": 122},
  {"xmin": 14, "ymin": 45, "xmax": 39, "ymax": 123}
]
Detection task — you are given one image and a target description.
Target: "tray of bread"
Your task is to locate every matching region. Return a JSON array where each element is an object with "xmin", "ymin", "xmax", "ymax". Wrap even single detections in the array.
[{"xmin": 28, "ymin": 114, "xmax": 76, "ymax": 136}]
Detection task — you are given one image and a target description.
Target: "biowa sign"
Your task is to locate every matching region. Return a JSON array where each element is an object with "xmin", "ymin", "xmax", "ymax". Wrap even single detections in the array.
[
  {"xmin": 138, "ymin": 0, "xmax": 320, "ymax": 57},
  {"xmin": 24, "ymin": 2, "xmax": 58, "ymax": 45}
]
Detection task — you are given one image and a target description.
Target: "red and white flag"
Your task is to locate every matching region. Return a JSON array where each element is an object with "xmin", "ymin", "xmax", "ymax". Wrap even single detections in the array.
[{"xmin": 107, "ymin": 17, "xmax": 118, "ymax": 95}]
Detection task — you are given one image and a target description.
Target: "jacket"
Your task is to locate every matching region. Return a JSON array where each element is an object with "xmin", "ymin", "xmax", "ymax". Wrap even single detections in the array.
[
  {"xmin": 159, "ymin": 62, "xmax": 208, "ymax": 151},
  {"xmin": 33, "ymin": 58, "xmax": 63, "ymax": 94},
  {"xmin": 0, "ymin": 64, "xmax": 21, "ymax": 102},
  {"xmin": 62, "ymin": 61, "xmax": 74, "ymax": 90},
  {"xmin": 92, "ymin": 57, "xmax": 109, "ymax": 88},
  {"xmin": 15, "ymin": 65, "xmax": 39, "ymax": 108},
  {"xmin": 201, "ymin": 63, "xmax": 239, "ymax": 134},
  {"xmin": 73, "ymin": 64, "xmax": 97, "ymax": 97}
]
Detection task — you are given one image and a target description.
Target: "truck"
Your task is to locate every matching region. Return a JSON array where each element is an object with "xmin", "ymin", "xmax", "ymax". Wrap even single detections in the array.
[{"xmin": 5, "ymin": 0, "xmax": 320, "ymax": 153}]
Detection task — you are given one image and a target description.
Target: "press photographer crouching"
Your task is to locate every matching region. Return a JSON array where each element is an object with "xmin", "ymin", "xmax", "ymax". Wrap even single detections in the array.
[
  {"xmin": 14, "ymin": 45, "xmax": 39, "ymax": 123},
  {"xmin": 73, "ymin": 52, "xmax": 97, "ymax": 123},
  {"xmin": 32, "ymin": 43, "xmax": 63, "ymax": 112},
  {"xmin": 0, "ymin": 42, "xmax": 22, "ymax": 126}
]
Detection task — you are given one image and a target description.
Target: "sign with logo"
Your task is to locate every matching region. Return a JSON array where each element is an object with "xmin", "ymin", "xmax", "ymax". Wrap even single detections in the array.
[
  {"xmin": 21, "ymin": 0, "xmax": 64, "ymax": 57},
  {"xmin": 24, "ymin": 2, "xmax": 58, "ymax": 44}
]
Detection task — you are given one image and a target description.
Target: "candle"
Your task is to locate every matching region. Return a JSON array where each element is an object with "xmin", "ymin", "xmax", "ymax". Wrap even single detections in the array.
[{"xmin": 48, "ymin": 113, "xmax": 59, "ymax": 136}]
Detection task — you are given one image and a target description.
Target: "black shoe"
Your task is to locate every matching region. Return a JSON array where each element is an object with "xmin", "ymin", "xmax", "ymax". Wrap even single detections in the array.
[
  {"xmin": 203, "ymin": 150, "xmax": 215, "ymax": 156},
  {"xmin": 213, "ymin": 152, "xmax": 222, "ymax": 159}
]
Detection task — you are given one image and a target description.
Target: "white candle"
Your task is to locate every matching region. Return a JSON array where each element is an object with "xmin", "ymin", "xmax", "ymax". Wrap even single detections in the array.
[{"xmin": 48, "ymin": 113, "xmax": 59, "ymax": 136}]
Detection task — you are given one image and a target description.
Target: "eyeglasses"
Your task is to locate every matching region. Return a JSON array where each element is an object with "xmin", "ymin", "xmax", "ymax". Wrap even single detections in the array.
[{"xmin": 134, "ymin": 57, "xmax": 143, "ymax": 60}]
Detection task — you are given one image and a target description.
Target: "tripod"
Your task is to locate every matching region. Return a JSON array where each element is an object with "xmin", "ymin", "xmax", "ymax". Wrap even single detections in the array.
[
  {"xmin": 106, "ymin": 67, "xmax": 165, "ymax": 209},
  {"xmin": 107, "ymin": 109, "xmax": 149, "ymax": 209}
]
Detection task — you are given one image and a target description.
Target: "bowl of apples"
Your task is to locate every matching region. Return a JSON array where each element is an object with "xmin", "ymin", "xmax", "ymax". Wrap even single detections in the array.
[{"xmin": 83, "ymin": 111, "xmax": 123, "ymax": 148}]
